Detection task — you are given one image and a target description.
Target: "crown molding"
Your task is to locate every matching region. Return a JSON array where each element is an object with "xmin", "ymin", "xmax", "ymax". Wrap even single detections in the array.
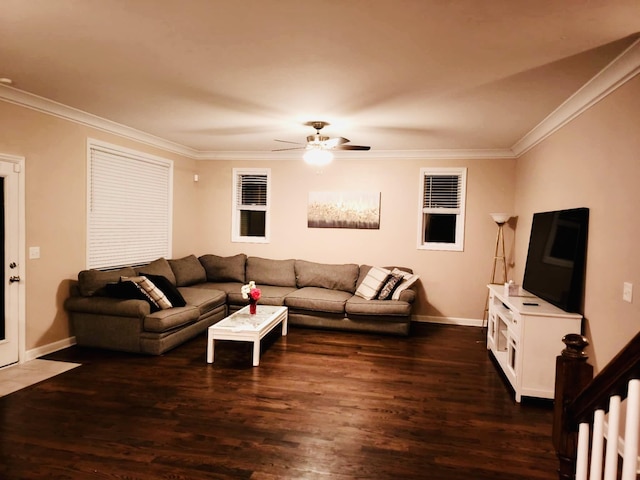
[
  {"xmin": 0, "ymin": 85, "xmax": 199, "ymax": 158},
  {"xmin": 191, "ymin": 148, "xmax": 516, "ymax": 161},
  {"xmin": 512, "ymin": 36, "xmax": 640, "ymax": 157},
  {"xmin": 2, "ymin": 38, "xmax": 639, "ymax": 161}
]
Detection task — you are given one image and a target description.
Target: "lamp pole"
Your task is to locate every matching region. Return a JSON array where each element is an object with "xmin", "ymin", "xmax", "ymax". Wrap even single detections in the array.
[{"xmin": 483, "ymin": 213, "xmax": 512, "ymax": 328}]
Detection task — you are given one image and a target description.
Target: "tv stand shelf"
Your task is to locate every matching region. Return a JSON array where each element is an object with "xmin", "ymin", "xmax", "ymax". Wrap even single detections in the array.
[{"xmin": 486, "ymin": 284, "xmax": 582, "ymax": 402}]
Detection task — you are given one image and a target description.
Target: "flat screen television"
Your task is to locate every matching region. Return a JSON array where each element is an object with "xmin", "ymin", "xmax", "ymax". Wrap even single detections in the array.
[{"xmin": 522, "ymin": 207, "xmax": 589, "ymax": 313}]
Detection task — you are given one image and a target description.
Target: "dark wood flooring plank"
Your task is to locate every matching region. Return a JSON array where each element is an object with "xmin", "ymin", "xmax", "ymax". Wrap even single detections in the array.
[{"xmin": 0, "ymin": 324, "xmax": 556, "ymax": 479}]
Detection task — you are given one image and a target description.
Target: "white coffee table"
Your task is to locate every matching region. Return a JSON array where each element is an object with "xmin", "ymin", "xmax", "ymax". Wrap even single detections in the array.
[{"xmin": 206, "ymin": 305, "xmax": 288, "ymax": 366}]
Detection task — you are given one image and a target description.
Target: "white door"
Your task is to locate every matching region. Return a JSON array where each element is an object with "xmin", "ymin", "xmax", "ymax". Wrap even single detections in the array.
[{"xmin": 0, "ymin": 158, "xmax": 21, "ymax": 367}]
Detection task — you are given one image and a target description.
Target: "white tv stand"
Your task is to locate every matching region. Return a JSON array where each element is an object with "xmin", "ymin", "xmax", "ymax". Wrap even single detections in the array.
[{"xmin": 486, "ymin": 284, "xmax": 582, "ymax": 402}]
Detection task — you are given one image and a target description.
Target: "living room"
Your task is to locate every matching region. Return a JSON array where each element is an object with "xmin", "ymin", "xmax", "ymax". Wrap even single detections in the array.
[
  {"xmin": 1, "ymin": 4, "xmax": 638, "ymax": 374},
  {"xmin": 0, "ymin": 2, "xmax": 639, "ymax": 476}
]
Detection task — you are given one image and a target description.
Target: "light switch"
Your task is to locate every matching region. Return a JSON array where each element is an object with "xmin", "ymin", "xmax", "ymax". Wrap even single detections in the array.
[
  {"xmin": 623, "ymin": 282, "xmax": 633, "ymax": 303},
  {"xmin": 29, "ymin": 246, "xmax": 40, "ymax": 259}
]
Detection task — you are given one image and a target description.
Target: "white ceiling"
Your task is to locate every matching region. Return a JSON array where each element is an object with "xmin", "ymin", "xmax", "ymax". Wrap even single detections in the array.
[{"xmin": 1, "ymin": 0, "xmax": 639, "ymax": 157}]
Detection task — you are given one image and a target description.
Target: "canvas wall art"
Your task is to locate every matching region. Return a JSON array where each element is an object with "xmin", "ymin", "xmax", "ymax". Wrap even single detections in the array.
[{"xmin": 307, "ymin": 191, "xmax": 381, "ymax": 229}]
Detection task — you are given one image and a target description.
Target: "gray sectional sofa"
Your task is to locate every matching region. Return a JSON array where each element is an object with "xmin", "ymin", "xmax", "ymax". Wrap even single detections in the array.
[{"xmin": 64, "ymin": 254, "xmax": 418, "ymax": 355}]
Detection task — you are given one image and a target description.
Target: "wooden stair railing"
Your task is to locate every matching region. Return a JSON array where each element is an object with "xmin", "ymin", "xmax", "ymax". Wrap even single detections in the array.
[{"xmin": 553, "ymin": 331, "xmax": 640, "ymax": 480}]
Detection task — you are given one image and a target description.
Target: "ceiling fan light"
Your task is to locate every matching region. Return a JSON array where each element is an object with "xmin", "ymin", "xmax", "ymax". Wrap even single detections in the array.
[{"xmin": 303, "ymin": 148, "xmax": 333, "ymax": 166}]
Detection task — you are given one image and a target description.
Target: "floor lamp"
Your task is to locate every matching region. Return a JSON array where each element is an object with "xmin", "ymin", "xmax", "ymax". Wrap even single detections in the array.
[{"xmin": 483, "ymin": 213, "xmax": 512, "ymax": 326}]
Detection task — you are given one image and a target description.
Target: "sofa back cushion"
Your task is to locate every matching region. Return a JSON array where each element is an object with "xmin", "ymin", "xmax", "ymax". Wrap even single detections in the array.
[
  {"xmin": 246, "ymin": 257, "xmax": 296, "ymax": 287},
  {"xmin": 199, "ymin": 254, "xmax": 246, "ymax": 283},
  {"xmin": 168, "ymin": 255, "xmax": 207, "ymax": 287},
  {"xmin": 135, "ymin": 257, "xmax": 176, "ymax": 286},
  {"xmin": 294, "ymin": 259, "xmax": 360, "ymax": 293},
  {"xmin": 78, "ymin": 266, "xmax": 137, "ymax": 297}
]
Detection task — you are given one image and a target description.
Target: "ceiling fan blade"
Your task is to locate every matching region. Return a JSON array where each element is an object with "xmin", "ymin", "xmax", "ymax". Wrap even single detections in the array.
[
  {"xmin": 274, "ymin": 139, "xmax": 304, "ymax": 145},
  {"xmin": 335, "ymin": 145, "xmax": 371, "ymax": 151},
  {"xmin": 323, "ymin": 136, "xmax": 350, "ymax": 148},
  {"xmin": 272, "ymin": 146, "xmax": 306, "ymax": 151}
]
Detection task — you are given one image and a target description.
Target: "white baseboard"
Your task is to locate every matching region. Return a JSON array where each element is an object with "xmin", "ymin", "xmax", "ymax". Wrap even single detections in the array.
[
  {"xmin": 25, "ymin": 336, "xmax": 76, "ymax": 362},
  {"xmin": 412, "ymin": 315, "xmax": 483, "ymax": 327}
]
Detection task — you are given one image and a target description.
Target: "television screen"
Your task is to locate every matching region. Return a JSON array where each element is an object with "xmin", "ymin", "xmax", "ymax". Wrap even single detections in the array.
[{"xmin": 522, "ymin": 208, "xmax": 589, "ymax": 313}]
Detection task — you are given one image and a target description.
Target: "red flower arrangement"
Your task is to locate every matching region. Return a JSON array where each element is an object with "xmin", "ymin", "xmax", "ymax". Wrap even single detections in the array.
[{"xmin": 241, "ymin": 281, "xmax": 261, "ymax": 314}]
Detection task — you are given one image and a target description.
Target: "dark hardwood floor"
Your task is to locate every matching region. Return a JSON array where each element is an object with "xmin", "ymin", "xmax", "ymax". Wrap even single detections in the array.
[{"xmin": 0, "ymin": 323, "xmax": 557, "ymax": 479}]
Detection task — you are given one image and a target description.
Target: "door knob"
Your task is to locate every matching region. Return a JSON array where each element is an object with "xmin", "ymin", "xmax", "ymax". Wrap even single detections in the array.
[{"xmin": 9, "ymin": 276, "xmax": 21, "ymax": 283}]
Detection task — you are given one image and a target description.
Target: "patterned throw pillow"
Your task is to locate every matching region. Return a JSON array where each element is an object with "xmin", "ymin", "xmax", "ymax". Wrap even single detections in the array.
[
  {"xmin": 354, "ymin": 267, "xmax": 391, "ymax": 300},
  {"xmin": 376, "ymin": 273, "xmax": 404, "ymax": 300},
  {"xmin": 390, "ymin": 269, "xmax": 420, "ymax": 300},
  {"xmin": 105, "ymin": 279, "xmax": 161, "ymax": 312},
  {"xmin": 123, "ymin": 276, "xmax": 173, "ymax": 310},
  {"xmin": 139, "ymin": 273, "xmax": 187, "ymax": 307}
]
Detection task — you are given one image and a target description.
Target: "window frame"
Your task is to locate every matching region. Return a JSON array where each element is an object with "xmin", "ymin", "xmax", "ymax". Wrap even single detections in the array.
[
  {"xmin": 86, "ymin": 138, "xmax": 173, "ymax": 269},
  {"xmin": 231, "ymin": 168, "xmax": 271, "ymax": 243},
  {"xmin": 417, "ymin": 167, "xmax": 467, "ymax": 252}
]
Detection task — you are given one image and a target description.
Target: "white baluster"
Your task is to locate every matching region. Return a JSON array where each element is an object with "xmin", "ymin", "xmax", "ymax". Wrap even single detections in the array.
[
  {"xmin": 576, "ymin": 422, "xmax": 590, "ymax": 480},
  {"xmin": 604, "ymin": 395, "xmax": 621, "ymax": 480},
  {"xmin": 621, "ymin": 379, "xmax": 640, "ymax": 480},
  {"xmin": 590, "ymin": 409, "xmax": 605, "ymax": 479}
]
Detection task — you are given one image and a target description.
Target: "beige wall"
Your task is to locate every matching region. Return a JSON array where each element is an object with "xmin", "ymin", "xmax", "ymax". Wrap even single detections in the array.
[
  {"xmin": 512, "ymin": 75, "xmax": 640, "ymax": 371},
  {"xmin": 0, "ymin": 98, "xmax": 520, "ymax": 353},
  {"xmin": 0, "ymin": 101, "xmax": 198, "ymax": 352},
  {"xmin": 194, "ymin": 157, "xmax": 516, "ymax": 321}
]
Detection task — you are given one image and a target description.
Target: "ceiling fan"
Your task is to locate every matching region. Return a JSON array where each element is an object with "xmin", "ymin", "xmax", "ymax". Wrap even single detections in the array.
[{"xmin": 273, "ymin": 121, "xmax": 371, "ymax": 153}]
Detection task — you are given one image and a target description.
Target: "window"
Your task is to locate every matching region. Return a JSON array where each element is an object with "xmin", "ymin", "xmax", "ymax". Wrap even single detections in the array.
[
  {"xmin": 232, "ymin": 168, "xmax": 270, "ymax": 243},
  {"xmin": 87, "ymin": 139, "xmax": 173, "ymax": 269},
  {"xmin": 418, "ymin": 167, "xmax": 466, "ymax": 251}
]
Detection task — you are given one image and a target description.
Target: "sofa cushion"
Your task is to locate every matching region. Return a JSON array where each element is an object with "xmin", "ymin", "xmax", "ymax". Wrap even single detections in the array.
[
  {"xmin": 228, "ymin": 285, "xmax": 297, "ymax": 307},
  {"xmin": 143, "ymin": 306, "xmax": 200, "ymax": 333},
  {"xmin": 78, "ymin": 266, "xmax": 137, "ymax": 297},
  {"xmin": 345, "ymin": 296, "xmax": 412, "ymax": 316},
  {"xmin": 193, "ymin": 281, "xmax": 243, "ymax": 296},
  {"xmin": 246, "ymin": 257, "xmax": 296, "ymax": 287},
  {"xmin": 136, "ymin": 273, "xmax": 186, "ymax": 307},
  {"xmin": 105, "ymin": 279, "xmax": 161, "ymax": 312},
  {"xmin": 199, "ymin": 254, "xmax": 246, "ymax": 283},
  {"xmin": 169, "ymin": 255, "xmax": 207, "ymax": 287},
  {"xmin": 135, "ymin": 257, "xmax": 176, "ymax": 286},
  {"xmin": 177, "ymin": 286, "xmax": 227, "ymax": 316},
  {"xmin": 354, "ymin": 266, "xmax": 391, "ymax": 300},
  {"xmin": 294, "ymin": 260, "xmax": 360, "ymax": 293},
  {"xmin": 285, "ymin": 287, "xmax": 352, "ymax": 314}
]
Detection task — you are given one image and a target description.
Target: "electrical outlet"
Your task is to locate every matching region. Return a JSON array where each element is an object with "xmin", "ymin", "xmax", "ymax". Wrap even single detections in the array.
[{"xmin": 623, "ymin": 282, "xmax": 633, "ymax": 303}]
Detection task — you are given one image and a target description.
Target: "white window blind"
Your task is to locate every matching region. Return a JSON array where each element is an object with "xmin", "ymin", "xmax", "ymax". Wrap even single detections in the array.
[
  {"xmin": 423, "ymin": 174, "xmax": 461, "ymax": 213},
  {"xmin": 236, "ymin": 173, "xmax": 268, "ymax": 207},
  {"xmin": 232, "ymin": 168, "xmax": 270, "ymax": 243},
  {"xmin": 87, "ymin": 140, "xmax": 173, "ymax": 269}
]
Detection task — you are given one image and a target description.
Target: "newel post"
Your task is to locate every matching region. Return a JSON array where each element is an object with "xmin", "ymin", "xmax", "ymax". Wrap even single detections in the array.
[{"xmin": 553, "ymin": 334, "xmax": 593, "ymax": 480}]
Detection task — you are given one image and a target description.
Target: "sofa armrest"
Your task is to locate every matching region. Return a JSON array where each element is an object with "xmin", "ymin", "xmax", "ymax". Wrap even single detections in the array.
[
  {"xmin": 398, "ymin": 288, "xmax": 416, "ymax": 303},
  {"xmin": 64, "ymin": 296, "xmax": 150, "ymax": 318}
]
